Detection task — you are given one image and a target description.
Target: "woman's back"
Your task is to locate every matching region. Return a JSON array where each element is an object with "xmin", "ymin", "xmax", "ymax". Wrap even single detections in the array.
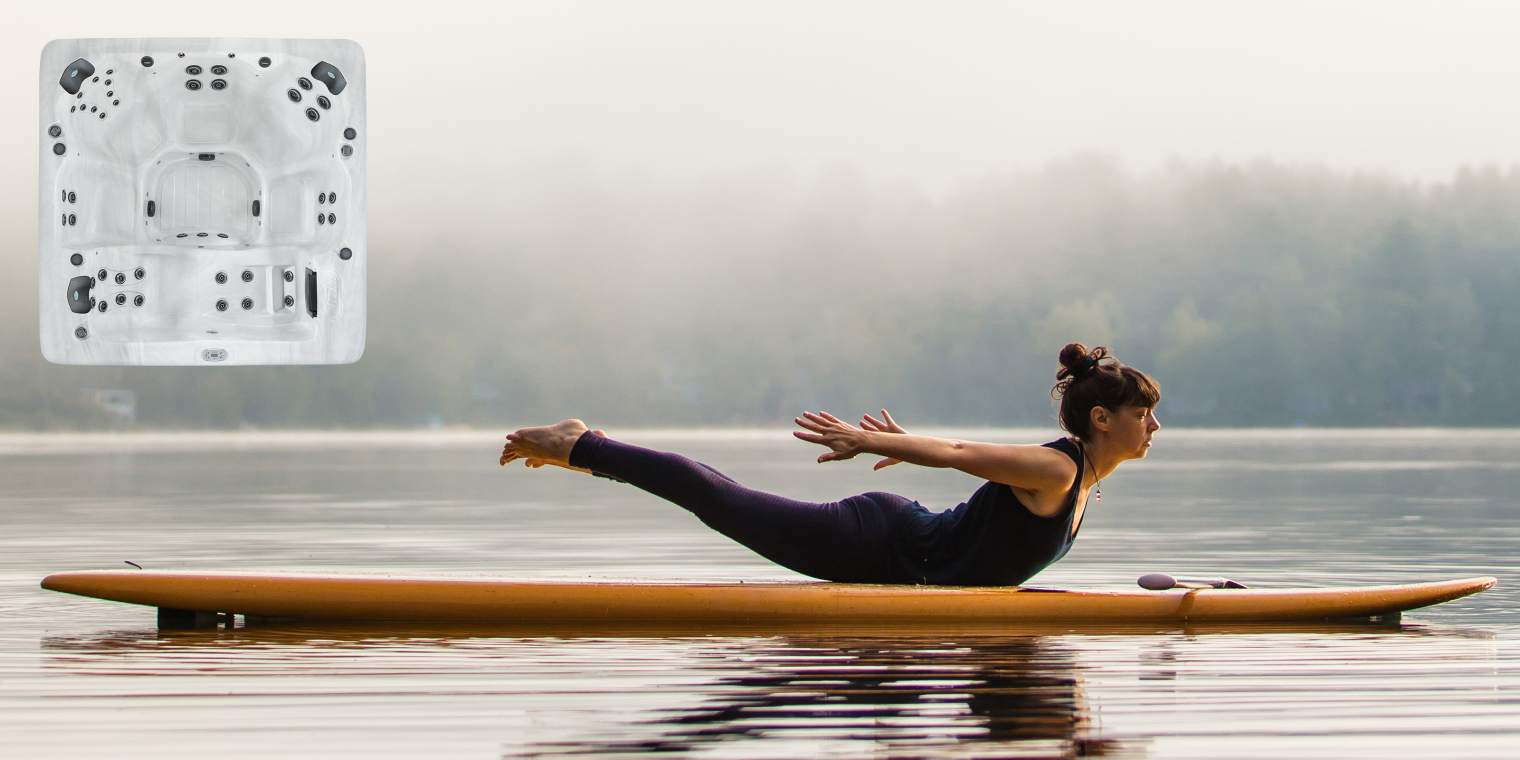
[{"xmin": 890, "ymin": 438, "xmax": 1086, "ymax": 586}]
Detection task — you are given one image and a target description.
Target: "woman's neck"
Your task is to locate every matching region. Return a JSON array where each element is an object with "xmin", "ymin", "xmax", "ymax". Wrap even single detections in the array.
[{"xmin": 1078, "ymin": 435, "xmax": 1125, "ymax": 483}]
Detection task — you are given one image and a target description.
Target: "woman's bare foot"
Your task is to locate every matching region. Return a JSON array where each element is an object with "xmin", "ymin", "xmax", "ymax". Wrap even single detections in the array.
[{"xmin": 500, "ymin": 420, "xmax": 603, "ymax": 470}]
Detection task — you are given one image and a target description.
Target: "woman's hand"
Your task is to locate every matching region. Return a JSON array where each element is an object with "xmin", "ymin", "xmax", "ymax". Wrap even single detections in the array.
[
  {"xmin": 792, "ymin": 411, "xmax": 873, "ymax": 463},
  {"xmin": 861, "ymin": 409, "xmax": 908, "ymax": 470}
]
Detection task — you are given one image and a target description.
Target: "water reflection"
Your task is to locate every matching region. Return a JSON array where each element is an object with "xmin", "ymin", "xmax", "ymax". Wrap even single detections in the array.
[
  {"xmin": 38, "ymin": 621, "xmax": 1423, "ymax": 759},
  {"xmin": 44, "ymin": 626, "xmax": 1127, "ymax": 757},
  {"xmin": 40, "ymin": 619, "xmax": 1495, "ymax": 759},
  {"xmin": 494, "ymin": 633, "xmax": 1104, "ymax": 758}
]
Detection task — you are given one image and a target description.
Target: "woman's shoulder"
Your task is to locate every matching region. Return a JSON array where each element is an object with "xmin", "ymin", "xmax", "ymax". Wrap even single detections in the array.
[
  {"xmin": 973, "ymin": 439, "xmax": 1079, "ymax": 493},
  {"xmin": 1041, "ymin": 437, "xmax": 1081, "ymax": 461}
]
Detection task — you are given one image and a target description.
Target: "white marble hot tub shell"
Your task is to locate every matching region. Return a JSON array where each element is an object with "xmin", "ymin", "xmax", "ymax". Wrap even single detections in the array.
[{"xmin": 40, "ymin": 38, "xmax": 366, "ymax": 365}]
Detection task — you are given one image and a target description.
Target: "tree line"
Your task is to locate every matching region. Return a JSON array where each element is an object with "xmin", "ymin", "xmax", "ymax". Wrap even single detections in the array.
[{"xmin": 4, "ymin": 154, "xmax": 1520, "ymax": 429}]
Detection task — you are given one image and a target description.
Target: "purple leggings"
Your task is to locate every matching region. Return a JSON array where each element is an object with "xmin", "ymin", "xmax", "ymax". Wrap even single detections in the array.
[{"xmin": 569, "ymin": 432, "xmax": 919, "ymax": 583}]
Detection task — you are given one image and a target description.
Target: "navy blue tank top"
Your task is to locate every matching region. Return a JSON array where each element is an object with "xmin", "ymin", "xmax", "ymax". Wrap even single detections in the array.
[{"xmin": 888, "ymin": 438, "xmax": 1087, "ymax": 586}]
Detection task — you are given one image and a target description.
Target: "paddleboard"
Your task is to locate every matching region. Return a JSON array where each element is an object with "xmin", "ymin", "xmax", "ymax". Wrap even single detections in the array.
[{"xmin": 41, "ymin": 570, "xmax": 1495, "ymax": 624}]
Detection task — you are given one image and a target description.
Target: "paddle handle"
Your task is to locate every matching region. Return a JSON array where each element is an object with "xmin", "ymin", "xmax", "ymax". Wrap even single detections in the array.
[{"xmin": 1138, "ymin": 573, "xmax": 1249, "ymax": 590}]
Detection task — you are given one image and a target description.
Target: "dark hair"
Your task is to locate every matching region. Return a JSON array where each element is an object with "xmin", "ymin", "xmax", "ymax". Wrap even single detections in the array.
[{"xmin": 1051, "ymin": 343, "xmax": 1160, "ymax": 440}]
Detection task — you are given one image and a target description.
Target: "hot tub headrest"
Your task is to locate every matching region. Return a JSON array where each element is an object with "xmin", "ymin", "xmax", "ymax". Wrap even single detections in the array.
[
  {"xmin": 311, "ymin": 61, "xmax": 346, "ymax": 96},
  {"xmin": 59, "ymin": 58, "xmax": 95, "ymax": 95},
  {"xmin": 67, "ymin": 275, "xmax": 95, "ymax": 315}
]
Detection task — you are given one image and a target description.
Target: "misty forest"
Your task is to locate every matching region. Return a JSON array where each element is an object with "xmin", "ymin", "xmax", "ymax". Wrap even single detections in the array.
[{"xmin": 5, "ymin": 154, "xmax": 1520, "ymax": 430}]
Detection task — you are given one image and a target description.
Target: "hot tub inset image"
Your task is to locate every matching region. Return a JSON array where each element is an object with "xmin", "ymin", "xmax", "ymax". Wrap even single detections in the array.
[{"xmin": 40, "ymin": 38, "xmax": 366, "ymax": 365}]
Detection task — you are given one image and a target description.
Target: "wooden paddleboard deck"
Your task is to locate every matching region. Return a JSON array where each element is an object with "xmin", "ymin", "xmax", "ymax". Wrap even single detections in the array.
[{"xmin": 41, "ymin": 570, "xmax": 1495, "ymax": 623}]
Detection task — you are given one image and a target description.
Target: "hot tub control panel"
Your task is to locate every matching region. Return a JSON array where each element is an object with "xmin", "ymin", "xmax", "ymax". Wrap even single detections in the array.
[{"xmin": 39, "ymin": 38, "xmax": 367, "ymax": 366}]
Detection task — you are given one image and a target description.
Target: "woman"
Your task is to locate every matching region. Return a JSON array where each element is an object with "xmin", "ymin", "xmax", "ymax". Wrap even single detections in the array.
[{"xmin": 499, "ymin": 343, "xmax": 1161, "ymax": 586}]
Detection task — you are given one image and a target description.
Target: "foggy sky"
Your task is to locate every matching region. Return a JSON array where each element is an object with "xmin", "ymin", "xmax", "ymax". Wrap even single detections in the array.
[
  {"xmin": 9, "ymin": 2, "xmax": 1520, "ymax": 315},
  {"xmin": 8, "ymin": 2, "xmax": 1520, "ymax": 429},
  {"xmin": 7, "ymin": 0, "xmax": 1520, "ymax": 219}
]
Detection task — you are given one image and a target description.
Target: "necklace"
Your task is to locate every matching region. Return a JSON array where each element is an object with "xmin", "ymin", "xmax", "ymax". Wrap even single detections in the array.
[{"xmin": 1079, "ymin": 439, "xmax": 1102, "ymax": 502}]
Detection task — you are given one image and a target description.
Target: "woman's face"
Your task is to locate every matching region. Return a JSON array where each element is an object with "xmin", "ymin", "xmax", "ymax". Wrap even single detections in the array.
[{"xmin": 1096, "ymin": 404, "xmax": 1160, "ymax": 459}]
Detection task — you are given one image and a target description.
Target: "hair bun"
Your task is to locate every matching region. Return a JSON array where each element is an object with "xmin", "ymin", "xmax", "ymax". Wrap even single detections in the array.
[
  {"xmin": 1058, "ymin": 342, "xmax": 1089, "ymax": 367},
  {"xmin": 1057, "ymin": 342, "xmax": 1093, "ymax": 380},
  {"xmin": 1056, "ymin": 342, "xmax": 1113, "ymax": 386},
  {"xmin": 1073, "ymin": 355, "xmax": 1096, "ymax": 379}
]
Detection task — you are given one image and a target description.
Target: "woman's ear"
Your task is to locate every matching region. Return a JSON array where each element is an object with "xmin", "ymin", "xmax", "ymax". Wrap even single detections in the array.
[{"xmin": 1089, "ymin": 406, "xmax": 1110, "ymax": 433}]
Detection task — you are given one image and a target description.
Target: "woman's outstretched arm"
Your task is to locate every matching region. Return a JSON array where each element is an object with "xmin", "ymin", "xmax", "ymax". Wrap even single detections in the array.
[{"xmin": 793, "ymin": 410, "xmax": 1075, "ymax": 497}]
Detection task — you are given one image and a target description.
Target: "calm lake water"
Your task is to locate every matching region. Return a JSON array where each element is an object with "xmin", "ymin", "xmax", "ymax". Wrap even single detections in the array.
[{"xmin": 0, "ymin": 428, "xmax": 1516, "ymax": 759}]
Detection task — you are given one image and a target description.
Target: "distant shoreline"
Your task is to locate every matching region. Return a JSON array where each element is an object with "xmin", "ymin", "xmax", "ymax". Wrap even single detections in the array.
[{"xmin": 4, "ymin": 425, "xmax": 1520, "ymax": 457}]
